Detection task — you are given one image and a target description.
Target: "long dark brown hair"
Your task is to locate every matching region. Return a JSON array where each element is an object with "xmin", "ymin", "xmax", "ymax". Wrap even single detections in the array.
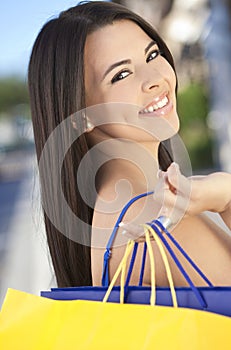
[{"xmin": 28, "ymin": 1, "xmax": 176, "ymax": 287}]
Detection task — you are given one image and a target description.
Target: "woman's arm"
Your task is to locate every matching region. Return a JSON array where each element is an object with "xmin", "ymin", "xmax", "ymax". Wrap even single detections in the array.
[
  {"xmin": 157, "ymin": 164, "xmax": 231, "ymax": 230},
  {"xmin": 199, "ymin": 172, "xmax": 231, "ymax": 229}
]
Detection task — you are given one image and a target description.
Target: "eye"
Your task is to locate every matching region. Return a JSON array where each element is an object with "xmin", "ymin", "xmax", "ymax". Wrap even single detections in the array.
[
  {"xmin": 146, "ymin": 49, "xmax": 161, "ymax": 63},
  {"xmin": 111, "ymin": 69, "xmax": 132, "ymax": 84}
]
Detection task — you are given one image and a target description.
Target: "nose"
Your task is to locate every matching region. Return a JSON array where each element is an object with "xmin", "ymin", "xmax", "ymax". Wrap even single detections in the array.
[{"xmin": 141, "ymin": 69, "xmax": 164, "ymax": 93}]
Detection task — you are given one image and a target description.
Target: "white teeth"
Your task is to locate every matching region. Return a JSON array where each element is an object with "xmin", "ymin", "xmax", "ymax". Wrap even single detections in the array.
[
  {"xmin": 141, "ymin": 95, "xmax": 169, "ymax": 114},
  {"xmin": 157, "ymin": 100, "xmax": 164, "ymax": 108},
  {"xmin": 156, "ymin": 96, "xmax": 168, "ymax": 109},
  {"xmin": 153, "ymin": 104, "xmax": 159, "ymax": 110}
]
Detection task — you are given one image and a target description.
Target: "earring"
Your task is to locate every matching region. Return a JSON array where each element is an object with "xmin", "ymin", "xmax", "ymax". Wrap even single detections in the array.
[
  {"xmin": 86, "ymin": 118, "xmax": 94, "ymax": 133},
  {"xmin": 71, "ymin": 111, "xmax": 94, "ymax": 132},
  {"xmin": 71, "ymin": 114, "xmax": 78, "ymax": 130}
]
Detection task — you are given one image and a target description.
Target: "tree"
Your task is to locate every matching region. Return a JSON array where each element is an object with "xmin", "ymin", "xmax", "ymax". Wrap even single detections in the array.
[{"xmin": 0, "ymin": 77, "xmax": 29, "ymax": 117}]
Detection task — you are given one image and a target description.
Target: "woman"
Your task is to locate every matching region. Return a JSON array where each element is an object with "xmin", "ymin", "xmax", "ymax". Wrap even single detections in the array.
[{"xmin": 28, "ymin": 1, "xmax": 231, "ymax": 289}]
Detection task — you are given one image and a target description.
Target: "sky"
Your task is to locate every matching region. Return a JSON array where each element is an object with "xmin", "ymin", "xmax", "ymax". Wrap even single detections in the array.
[{"xmin": 0, "ymin": 1, "xmax": 105, "ymax": 78}]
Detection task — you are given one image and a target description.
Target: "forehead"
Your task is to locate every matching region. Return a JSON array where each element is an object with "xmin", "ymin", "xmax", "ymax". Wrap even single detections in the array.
[
  {"xmin": 86, "ymin": 19, "xmax": 151, "ymax": 45},
  {"xmin": 84, "ymin": 20, "xmax": 153, "ymax": 73}
]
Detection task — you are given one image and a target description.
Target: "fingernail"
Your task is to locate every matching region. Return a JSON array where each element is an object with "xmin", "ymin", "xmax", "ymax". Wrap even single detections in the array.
[
  {"xmin": 121, "ymin": 230, "xmax": 127, "ymax": 235},
  {"xmin": 118, "ymin": 222, "xmax": 125, "ymax": 227}
]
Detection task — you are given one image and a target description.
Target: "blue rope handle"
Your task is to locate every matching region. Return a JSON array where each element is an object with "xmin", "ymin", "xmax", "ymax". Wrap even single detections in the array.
[
  {"xmin": 101, "ymin": 191, "xmax": 153, "ymax": 287},
  {"xmin": 125, "ymin": 242, "xmax": 139, "ymax": 288},
  {"xmin": 122, "ymin": 240, "xmax": 147, "ymax": 301},
  {"xmin": 150, "ymin": 222, "xmax": 207, "ymax": 308},
  {"xmin": 123, "ymin": 242, "xmax": 139, "ymax": 301},
  {"xmin": 154, "ymin": 219, "xmax": 213, "ymax": 287}
]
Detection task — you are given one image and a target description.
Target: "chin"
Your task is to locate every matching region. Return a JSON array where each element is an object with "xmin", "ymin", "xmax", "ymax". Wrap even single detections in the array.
[{"xmin": 161, "ymin": 117, "xmax": 180, "ymax": 141}]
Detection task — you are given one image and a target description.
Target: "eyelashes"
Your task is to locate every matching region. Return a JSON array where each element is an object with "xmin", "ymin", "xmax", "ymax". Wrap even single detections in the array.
[
  {"xmin": 111, "ymin": 48, "xmax": 162, "ymax": 84},
  {"xmin": 111, "ymin": 69, "xmax": 132, "ymax": 84},
  {"xmin": 146, "ymin": 48, "xmax": 162, "ymax": 62}
]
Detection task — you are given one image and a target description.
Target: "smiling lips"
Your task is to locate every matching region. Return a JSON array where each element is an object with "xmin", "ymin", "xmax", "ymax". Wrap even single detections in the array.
[{"xmin": 139, "ymin": 93, "xmax": 173, "ymax": 116}]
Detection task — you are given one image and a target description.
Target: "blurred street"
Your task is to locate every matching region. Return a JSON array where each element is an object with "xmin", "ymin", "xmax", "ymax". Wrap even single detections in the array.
[{"xmin": 0, "ymin": 150, "xmax": 54, "ymax": 307}]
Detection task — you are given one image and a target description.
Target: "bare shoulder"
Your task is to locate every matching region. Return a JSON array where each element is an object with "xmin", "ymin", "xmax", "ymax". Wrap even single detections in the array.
[
  {"xmin": 91, "ymin": 184, "xmax": 160, "ymax": 247},
  {"xmin": 168, "ymin": 214, "xmax": 231, "ymax": 285},
  {"xmin": 91, "ymin": 184, "xmax": 159, "ymax": 285}
]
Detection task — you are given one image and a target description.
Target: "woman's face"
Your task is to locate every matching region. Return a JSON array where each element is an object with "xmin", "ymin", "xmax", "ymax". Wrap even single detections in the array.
[{"xmin": 84, "ymin": 20, "xmax": 179, "ymax": 141}]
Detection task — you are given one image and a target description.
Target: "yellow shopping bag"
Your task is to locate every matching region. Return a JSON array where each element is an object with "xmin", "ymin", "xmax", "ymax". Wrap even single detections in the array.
[
  {"xmin": 0, "ymin": 226, "xmax": 231, "ymax": 349},
  {"xmin": 1, "ymin": 288, "xmax": 231, "ymax": 350}
]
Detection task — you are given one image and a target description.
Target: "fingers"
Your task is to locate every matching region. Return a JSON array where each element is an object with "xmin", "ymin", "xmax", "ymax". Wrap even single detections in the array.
[
  {"xmin": 155, "ymin": 163, "xmax": 192, "ymax": 226},
  {"xmin": 158, "ymin": 163, "xmax": 178, "ymax": 194},
  {"xmin": 119, "ymin": 222, "xmax": 144, "ymax": 239},
  {"xmin": 119, "ymin": 222, "xmax": 154, "ymax": 243},
  {"xmin": 167, "ymin": 163, "xmax": 191, "ymax": 195},
  {"xmin": 165, "ymin": 163, "xmax": 179, "ymax": 194},
  {"xmin": 118, "ymin": 163, "xmax": 193, "ymax": 242}
]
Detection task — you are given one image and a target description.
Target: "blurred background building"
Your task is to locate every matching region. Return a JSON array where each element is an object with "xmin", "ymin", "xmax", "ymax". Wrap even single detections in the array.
[{"xmin": 0, "ymin": 0, "xmax": 231, "ymax": 305}]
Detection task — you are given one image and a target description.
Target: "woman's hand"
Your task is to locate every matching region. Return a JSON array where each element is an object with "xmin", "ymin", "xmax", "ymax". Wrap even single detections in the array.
[
  {"xmin": 120, "ymin": 163, "xmax": 231, "ymax": 239},
  {"xmin": 155, "ymin": 163, "xmax": 231, "ymax": 229}
]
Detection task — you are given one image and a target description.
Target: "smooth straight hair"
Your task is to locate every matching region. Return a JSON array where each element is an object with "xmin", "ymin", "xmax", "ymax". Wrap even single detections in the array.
[{"xmin": 28, "ymin": 1, "xmax": 176, "ymax": 287}]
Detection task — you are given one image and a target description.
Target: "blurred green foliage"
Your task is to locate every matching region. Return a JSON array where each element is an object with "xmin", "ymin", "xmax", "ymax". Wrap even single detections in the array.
[
  {"xmin": 0, "ymin": 77, "xmax": 30, "ymax": 117},
  {"xmin": 177, "ymin": 82, "xmax": 214, "ymax": 171}
]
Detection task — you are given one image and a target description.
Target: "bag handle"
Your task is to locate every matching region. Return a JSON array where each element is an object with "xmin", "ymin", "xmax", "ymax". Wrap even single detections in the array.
[
  {"xmin": 144, "ymin": 224, "xmax": 178, "ymax": 307},
  {"xmin": 154, "ymin": 219, "xmax": 213, "ymax": 287},
  {"xmin": 122, "ymin": 222, "xmax": 207, "ymax": 309},
  {"xmin": 125, "ymin": 221, "xmax": 213, "ymax": 289},
  {"xmin": 150, "ymin": 222, "xmax": 207, "ymax": 308},
  {"xmin": 103, "ymin": 225, "xmax": 177, "ymax": 308},
  {"xmin": 102, "ymin": 240, "xmax": 135, "ymax": 303},
  {"xmin": 102, "ymin": 191, "xmax": 154, "ymax": 287},
  {"xmin": 102, "ymin": 191, "xmax": 213, "ymax": 288}
]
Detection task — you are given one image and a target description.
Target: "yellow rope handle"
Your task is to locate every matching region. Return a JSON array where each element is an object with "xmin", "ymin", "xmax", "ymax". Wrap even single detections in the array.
[
  {"xmin": 120, "ymin": 241, "xmax": 130, "ymax": 304},
  {"xmin": 144, "ymin": 226, "xmax": 156, "ymax": 306},
  {"xmin": 107, "ymin": 229, "xmax": 157, "ymax": 306},
  {"xmin": 103, "ymin": 224, "xmax": 178, "ymax": 307},
  {"xmin": 143, "ymin": 224, "xmax": 178, "ymax": 308},
  {"xmin": 103, "ymin": 240, "xmax": 135, "ymax": 303}
]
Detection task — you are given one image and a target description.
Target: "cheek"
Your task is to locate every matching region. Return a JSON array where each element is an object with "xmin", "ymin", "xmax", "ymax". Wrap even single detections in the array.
[
  {"xmin": 167, "ymin": 66, "xmax": 177, "ymax": 89},
  {"xmin": 105, "ymin": 89, "xmax": 136, "ymax": 104},
  {"xmin": 159, "ymin": 58, "xmax": 177, "ymax": 88},
  {"xmin": 85, "ymin": 82, "xmax": 105, "ymax": 106}
]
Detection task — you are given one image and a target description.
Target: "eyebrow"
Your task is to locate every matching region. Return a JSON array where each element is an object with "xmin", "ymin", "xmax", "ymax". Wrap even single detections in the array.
[
  {"xmin": 102, "ymin": 40, "xmax": 157, "ymax": 81},
  {"xmin": 144, "ymin": 40, "xmax": 157, "ymax": 54},
  {"xmin": 102, "ymin": 59, "xmax": 131, "ymax": 81}
]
